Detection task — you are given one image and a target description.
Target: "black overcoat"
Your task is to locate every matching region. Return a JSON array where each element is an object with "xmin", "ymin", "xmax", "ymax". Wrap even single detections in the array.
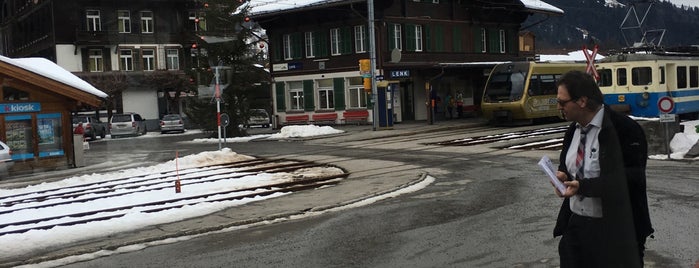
[{"xmin": 554, "ymin": 106, "xmax": 654, "ymax": 267}]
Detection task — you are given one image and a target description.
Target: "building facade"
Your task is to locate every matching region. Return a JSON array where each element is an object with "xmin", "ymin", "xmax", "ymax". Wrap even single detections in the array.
[
  {"xmin": 0, "ymin": 0, "xmax": 201, "ymax": 126},
  {"xmin": 250, "ymin": 0, "xmax": 561, "ymax": 125}
]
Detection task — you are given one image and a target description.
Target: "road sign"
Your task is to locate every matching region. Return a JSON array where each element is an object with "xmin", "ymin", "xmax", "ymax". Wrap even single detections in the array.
[
  {"xmin": 583, "ymin": 45, "xmax": 599, "ymax": 81},
  {"xmin": 658, "ymin": 96, "xmax": 674, "ymax": 113},
  {"xmin": 659, "ymin": 113, "xmax": 676, "ymax": 122},
  {"xmin": 220, "ymin": 113, "xmax": 230, "ymax": 127}
]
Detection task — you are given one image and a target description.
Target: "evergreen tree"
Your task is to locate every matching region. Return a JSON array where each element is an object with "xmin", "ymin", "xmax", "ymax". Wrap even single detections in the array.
[{"xmin": 184, "ymin": 0, "xmax": 270, "ymax": 137}]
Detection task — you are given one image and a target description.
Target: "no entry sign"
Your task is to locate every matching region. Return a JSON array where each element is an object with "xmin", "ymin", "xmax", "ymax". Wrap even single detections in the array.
[{"xmin": 658, "ymin": 96, "xmax": 674, "ymax": 114}]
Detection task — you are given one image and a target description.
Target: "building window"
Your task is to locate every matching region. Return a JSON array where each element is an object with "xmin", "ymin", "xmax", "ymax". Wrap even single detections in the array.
[
  {"xmin": 318, "ymin": 79, "xmax": 334, "ymax": 110},
  {"xmin": 389, "ymin": 24, "xmax": 402, "ymax": 51},
  {"xmin": 189, "ymin": 11, "xmax": 206, "ymax": 31},
  {"xmin": 86, "ymin": 10, "xmax": 101, "ymax": 31},
  {"xmin": 354, "ymin": 25, "xmax": 366, "ymax": 53},
  {"xmin": 330, "ymin": 28, "xmax": 341, "ymax": 56},
  {"xmin": 141, "ymin": 11, "xmax": 154, "ymax": 33},
  {"xmin": 481, "ymin": 28, "xmax": 487, "ymax": 53},
  {"xmin": 166, "ymin": 49, "xmax": 179, "ymax": 70},
  {"xmin": 406, "ymin": 24, "xmax": 423, "ymax": 52},
  {"xmin": 347, "ymin": 77, "xmax": 367, "ymax": 109},
  {"xmin": 117, "ymin": 10, "xmax": 130, "ymax": 33},
  {"xmin": 142, "ymin": 49, "xmax": 155, "ymax": 71},
  {"xmin": 499, "ymin": 29, "xmax": 506, "ymax": 53},
  {"xmin": 88, "ymin": 49, "xmax": 103, "ymax": 72},
  {"xmin": 283, "ymin": 34, "xmax": 292, "ymax": 60},
  {"xmin": 305, "ymin": 32, "xmax": 315, "ymax": 58},
  {"xmin": 119, "ymin": 49, "xmax": 133, "ymax": 71},
  {"xmin": 288, "ymin": 81, "xmax": 304, "ymax": 111}
]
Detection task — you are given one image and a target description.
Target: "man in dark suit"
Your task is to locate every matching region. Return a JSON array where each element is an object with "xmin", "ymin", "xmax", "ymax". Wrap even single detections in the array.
[{"xmin": 553, "ymin": 71, "xmax": 653, "ymax": 267}]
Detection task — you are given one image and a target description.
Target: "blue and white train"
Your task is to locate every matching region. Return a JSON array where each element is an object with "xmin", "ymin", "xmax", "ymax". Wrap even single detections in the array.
[{"xmin": 595, "ymin": 50, "xmax": 699, "ymax": 119}]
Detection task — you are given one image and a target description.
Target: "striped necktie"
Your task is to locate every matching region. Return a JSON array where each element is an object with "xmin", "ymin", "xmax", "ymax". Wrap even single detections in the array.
[{"xmin": 575, "ymin": 126, "xmax": 590, "ymax": 180}]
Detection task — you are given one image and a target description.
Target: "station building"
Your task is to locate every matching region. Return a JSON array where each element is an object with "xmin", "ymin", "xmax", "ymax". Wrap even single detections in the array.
[{"xmin": 249, "ymin": 0, "xmax": 563, "ymax": 126}]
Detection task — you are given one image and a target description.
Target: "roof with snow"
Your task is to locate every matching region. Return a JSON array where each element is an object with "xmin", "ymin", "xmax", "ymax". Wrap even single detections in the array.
[
  {"xmin": 247, "ymin": 0, "xmax": 563, "ymax": 16},
  {"xmin": 0, "ymin": 55, "xmax": 107, "ymax": 107}
]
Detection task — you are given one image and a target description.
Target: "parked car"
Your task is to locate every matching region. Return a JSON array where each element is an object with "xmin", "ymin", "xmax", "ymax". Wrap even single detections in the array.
[
  {"xmin": 0, "ymin": 140, "xmax": 13, "ymax": 175},
  {"xmin": 245, "ymin": 109, "xmax": 270, "ymax": 128},
  {"xmin": 110, "ymin": 113, "xmax": 147, "ymax": 138},
  {"xmin": 160, "ymin": 114, "xmax": 185, "ymax": 134},
  {"xmin": 72, "ymin": 115, "xmax": 108, "ymax": 140}
]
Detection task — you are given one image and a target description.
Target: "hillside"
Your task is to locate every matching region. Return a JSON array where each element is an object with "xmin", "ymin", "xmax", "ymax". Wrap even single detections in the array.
[{"xmin": 525, "ymin": 0, "xmax": 699, "ymax": 53}]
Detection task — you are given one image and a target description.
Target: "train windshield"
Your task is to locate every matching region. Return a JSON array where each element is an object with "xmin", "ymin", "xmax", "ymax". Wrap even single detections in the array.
[{"xmin": 483, "ymin": 69, "xmax": 527, "ymax": 102}]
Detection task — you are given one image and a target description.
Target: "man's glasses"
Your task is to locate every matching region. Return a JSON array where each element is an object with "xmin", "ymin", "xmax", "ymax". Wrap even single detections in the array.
[{"xmin": 557, "ymin": 98, "xmax": 575, "ymax": 106}]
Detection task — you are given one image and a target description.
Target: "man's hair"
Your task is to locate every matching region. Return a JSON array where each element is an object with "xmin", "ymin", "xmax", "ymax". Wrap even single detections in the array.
[{"xmin": 557, "ymin": 70, "xmax": 604, "ymax": 110}]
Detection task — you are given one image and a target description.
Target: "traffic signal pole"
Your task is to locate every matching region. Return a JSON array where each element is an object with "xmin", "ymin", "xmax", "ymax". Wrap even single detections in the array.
[{"xmin": 367, "ymin": 0, "xmax": 378, "ymax": 131}]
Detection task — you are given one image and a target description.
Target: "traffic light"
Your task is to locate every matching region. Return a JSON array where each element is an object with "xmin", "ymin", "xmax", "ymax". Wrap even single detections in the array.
[
  {"xmin": 191, "ymin": 43, "xmax": 198, "ymax": 49},
  {"xmin": 363, "ymin": 77, "xmax": 372, "ymax": 93}
]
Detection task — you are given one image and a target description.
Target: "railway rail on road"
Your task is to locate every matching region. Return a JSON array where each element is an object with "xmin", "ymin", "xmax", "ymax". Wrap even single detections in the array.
[{"xmin": 0, "ymin": 158, "xmax": 348, "ymax": 236}]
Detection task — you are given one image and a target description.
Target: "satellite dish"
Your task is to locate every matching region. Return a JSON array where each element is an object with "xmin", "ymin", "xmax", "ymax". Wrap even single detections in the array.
[{"xmin": 390, "ymin": 48, "xmax": 401, "ymax": 63}]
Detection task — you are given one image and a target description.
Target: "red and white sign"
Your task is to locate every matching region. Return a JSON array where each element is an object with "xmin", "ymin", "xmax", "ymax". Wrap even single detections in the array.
[
  {"xmin": 658, "ymin": 96, "xmax": 674, "ymax": 113},
  {"xmin": 583, "ymin": 45, "xmax": 599, "ymax": 81}
]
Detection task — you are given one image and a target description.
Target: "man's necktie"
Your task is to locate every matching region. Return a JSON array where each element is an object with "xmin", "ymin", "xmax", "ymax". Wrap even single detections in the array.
[
  {"xmin": 575, "ymin": 126, "xmax": 588, "ymax": 180},
  {"xmin": 575, "ymin": 126, "xmax": 590, "ymax": 201}
]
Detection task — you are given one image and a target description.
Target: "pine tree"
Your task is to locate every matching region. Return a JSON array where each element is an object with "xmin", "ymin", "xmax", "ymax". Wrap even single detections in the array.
[{"xmin": 185, "ymin": 0, "xmax": 270, "ymax": 137}]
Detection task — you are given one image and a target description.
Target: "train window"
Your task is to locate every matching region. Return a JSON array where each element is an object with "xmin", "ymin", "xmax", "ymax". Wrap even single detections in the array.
[
  {"xmin": 690, "ymin": 66, "xmax": 698, "ymax": 88},
  {"xmin": 677, "ymin": 66, "xmax": 687, "ymax": 89},
  {"xmin": 484, "ymin": 72, "xmax": 525, "ymax": 101},
  {"xmin": 599, "ymin": 69, "xmax": 612, "ymax": 87},
  {"xmin": 659, "ymin": 66, "xmax": 665, "ymax": 84},
  {"xmin": 631, "ymin": 67, "xmax": 652, "ymax": 86},
  {"xmin": 617, "ymin": 68, "xmax": 627, "ymax": 86},
  {"xmin": 528, "ymin": 74, "xmax": 557, "ymax": 96}
]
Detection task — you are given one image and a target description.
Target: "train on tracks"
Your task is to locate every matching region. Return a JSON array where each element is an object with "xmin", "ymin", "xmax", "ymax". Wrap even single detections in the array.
[
  {"xmin": 481, "ymin": 47, "xmax": 699, "ymax": 124},
  {"xmin": 596, "ymin": 48, "xmax": 699, "ymax": 119},
  {"xmin": 480, "ymin": 61, "xmax": 586, "ymax": 124}
]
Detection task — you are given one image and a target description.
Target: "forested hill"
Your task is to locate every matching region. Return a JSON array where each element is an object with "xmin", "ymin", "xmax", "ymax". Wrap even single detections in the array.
[{"xmin": 524, "ymin": 0, "xmax": 699, "ymax": 53}]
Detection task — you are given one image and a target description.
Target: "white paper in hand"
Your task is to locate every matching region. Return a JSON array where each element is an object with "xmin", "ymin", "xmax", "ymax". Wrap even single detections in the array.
[{"xmin": 538, "ymin": 155, "xmax": 566, "ymax": 194}]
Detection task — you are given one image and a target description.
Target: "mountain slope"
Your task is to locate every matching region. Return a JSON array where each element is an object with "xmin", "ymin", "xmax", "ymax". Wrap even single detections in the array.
[{"xmin": 526, "ymin": 0, "xmax": 699, "ymax": 51}]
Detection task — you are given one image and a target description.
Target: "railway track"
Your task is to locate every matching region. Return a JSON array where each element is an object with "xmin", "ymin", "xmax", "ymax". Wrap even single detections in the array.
[
  {"xmin": 0, "ymin": 158, "xmax": 348, "ymax": 237},
  {"xmin": 428, "ymin": 125, "xmax": 567, "ymax": 150}
]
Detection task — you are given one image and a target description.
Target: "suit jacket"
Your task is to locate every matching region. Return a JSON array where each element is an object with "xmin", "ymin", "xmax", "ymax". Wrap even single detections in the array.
[{"xmin": 554, "ymin": 106, "xmax": 654, "ymax": 266}]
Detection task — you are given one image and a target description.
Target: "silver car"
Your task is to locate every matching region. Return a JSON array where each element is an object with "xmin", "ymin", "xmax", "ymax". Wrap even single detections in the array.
[
  {"xmin": 245, "ymin": 109, "xmax": 270, "ymax": 128},
  {"xmin": 160, "ymin": 114, "xmax": 185, "ymax": 134},
  {"xmin": 110, "ymin": 113, "xmax": 147, "ymax": 138},
  {"xmin": 0, "ymin": 140, "xmax": 13, "ymax": 175}
]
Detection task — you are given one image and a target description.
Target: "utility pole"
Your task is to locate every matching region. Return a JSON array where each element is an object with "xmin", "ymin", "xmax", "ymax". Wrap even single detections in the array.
[{"xmin": 367, "ymin": 0, "xmax": 378, "ymax": 131}]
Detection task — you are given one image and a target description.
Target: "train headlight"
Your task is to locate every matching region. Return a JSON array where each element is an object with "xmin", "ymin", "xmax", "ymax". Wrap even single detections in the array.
[
  {"xmin": 642, "ymin": 92, "xmax": 650, "ymax": 100},
  {"xmin": 640, "ymin": 100, "xmax": 648, "ymax": 107},
  {"xmin": 617, "ymin": 95, "xmax": 626, "ymax": 103}
]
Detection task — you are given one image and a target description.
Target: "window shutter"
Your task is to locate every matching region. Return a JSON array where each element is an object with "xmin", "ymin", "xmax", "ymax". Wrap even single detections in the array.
[
  {"xmin": 292, "ymin": 32, "xmax": 303, "ymax": 59},
  {"xmin": 388, "ymin": 24, "xmax": 396, "ymax": 50},
  {"xmin": 474, "ymin": 27, "xmax": 484, "ymax": 53},
  {"xmin": 103, "ymin": 48, "xmax": 112, "ymax": 71},
  {"xmin": 488, "ymin": 28, "xmax": 499, "ymax": 53},
  {"xmin": 275, "ymin": 82, "xmax": 286, "ymax": 112},
  {"xmin": 303, "ymin": 80, "xmax": 315, "ymax": 111},
  {"xmin": 315, "ymin": 31, "xmax": 328, "ymax": 57},
  {"xmin": 273, "ymin": 34, "xmax": 282, "ymax": 62},
  {"xmin": 406, "ymin": 24, "xmax": 416, "ymax": 51},
  {"xmin": 81, "ymin": 48, "xmax": 89, "ymax": 71},
  {"xmin": 435, "ymin": 25, "xmax": 444, "ymax": 52},
  {"xmin": 132, "ymin": 49, "xmax": 141, "ymax": 71},
  {"xmin": 452, "ymin": 26, "xmax": 463, "ymax": 52},
  {"xmin": 425, "ymin": 26, "xmax": 432, "ymax": 52},
  {"xmin": 342, "ymin": 27, "xmax": 352, "ymax": 55},
  {"xmin": 333, "ymin": 78, "xmax": 345, "ymax": 110}
]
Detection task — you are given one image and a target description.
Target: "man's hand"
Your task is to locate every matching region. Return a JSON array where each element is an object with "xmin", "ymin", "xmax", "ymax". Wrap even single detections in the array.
[{"xmin": 552, "ymin": 171, "xmax": 579, "ymax": 198}]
